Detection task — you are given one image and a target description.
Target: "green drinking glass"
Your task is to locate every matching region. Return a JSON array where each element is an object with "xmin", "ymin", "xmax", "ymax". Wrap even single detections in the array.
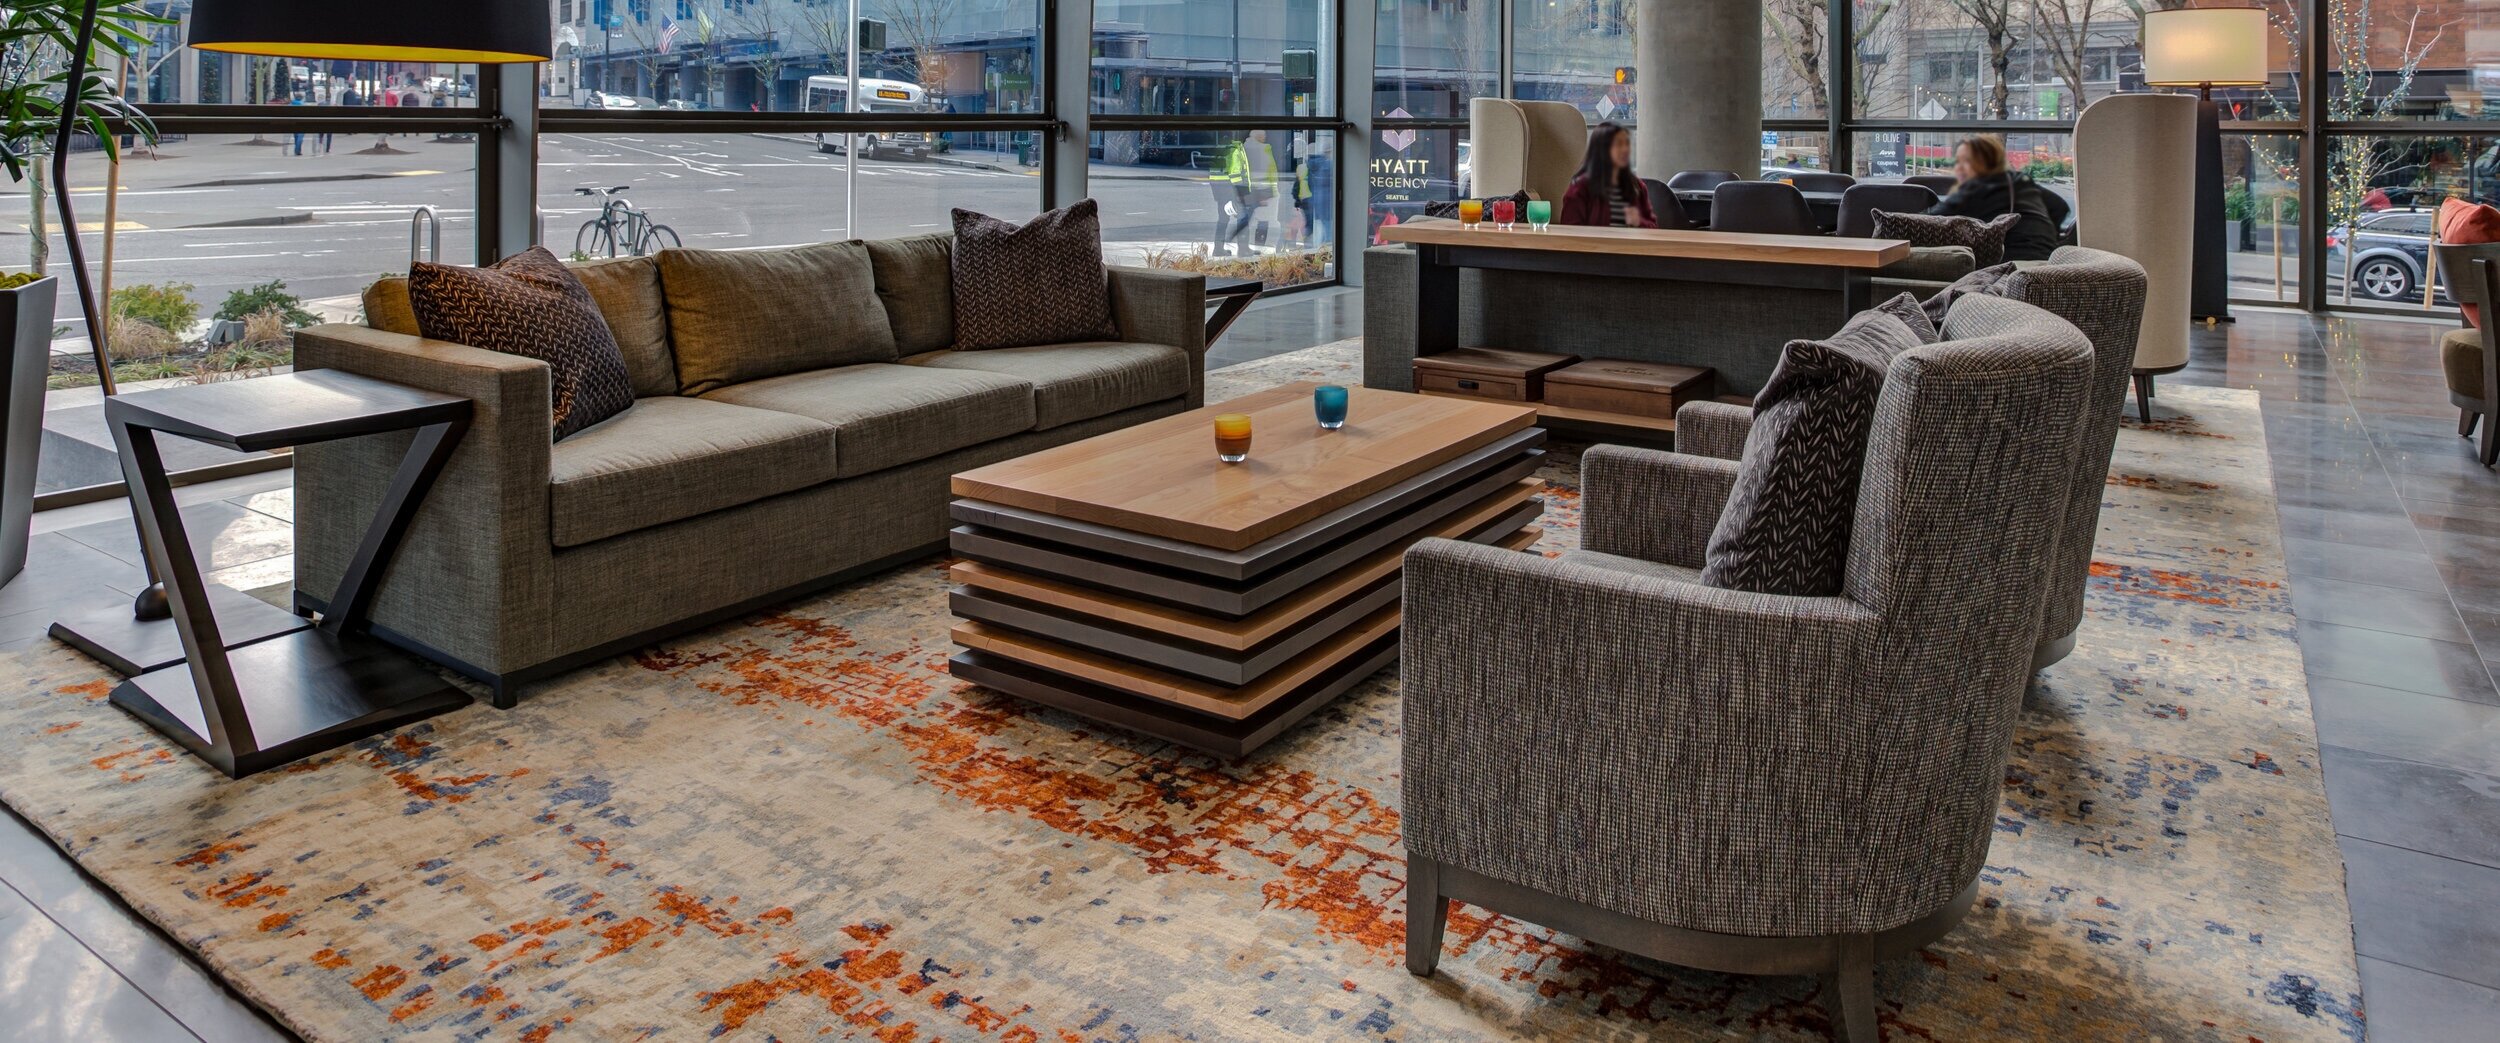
[{"xmin": 1526, "ymin": 199, "xmax": 1553, "ymax": 231}]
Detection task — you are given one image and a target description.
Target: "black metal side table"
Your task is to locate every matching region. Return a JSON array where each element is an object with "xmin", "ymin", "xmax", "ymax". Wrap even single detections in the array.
[
  {"xmin": 1203, "ymin": 277, "xmax": 1265, "ymax": 350},
  {"xmin": 87, "ymin": 370, "xmax": 474, "ymax": 778}
]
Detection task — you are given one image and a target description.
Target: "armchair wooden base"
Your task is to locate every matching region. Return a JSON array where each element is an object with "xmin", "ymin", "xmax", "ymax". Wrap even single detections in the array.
[{"xmin": 1405, "ymin": 856, "xmax": 1979, "ymax": 1043}]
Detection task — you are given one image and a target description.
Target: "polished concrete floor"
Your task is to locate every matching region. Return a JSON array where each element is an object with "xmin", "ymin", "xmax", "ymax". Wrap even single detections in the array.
[{"xmin": 0, "ymin": 290, "xmax": 2494, "ymax": 1040}]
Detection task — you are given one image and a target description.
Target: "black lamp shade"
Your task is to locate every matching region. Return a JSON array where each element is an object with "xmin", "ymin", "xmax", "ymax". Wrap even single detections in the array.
[{"xmin": 190, "ymin": 1, "xmax": 551, "ymax": 64}]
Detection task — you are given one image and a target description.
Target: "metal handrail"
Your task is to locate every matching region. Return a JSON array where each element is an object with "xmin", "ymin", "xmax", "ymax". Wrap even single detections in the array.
[{"xmin": 410, "ymin": 206, "xmax": 441, "ymax": 265}]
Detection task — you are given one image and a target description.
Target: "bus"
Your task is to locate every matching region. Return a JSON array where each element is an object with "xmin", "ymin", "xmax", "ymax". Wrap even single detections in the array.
[{"xmin": 804, "ymin": 76, "xmax": 934, "ymax": 161}]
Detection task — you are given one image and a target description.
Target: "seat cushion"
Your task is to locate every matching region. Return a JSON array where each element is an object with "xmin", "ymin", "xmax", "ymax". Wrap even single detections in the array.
[
  {"xmin": 568, "ymin": 255, "xmax": 677, "ymax": 397},
  {"xmin": 866, "ymin": 233, "xmax": 955, "ymax": 356},
  {"xmin": 703, "ymin": 364, "xmax": 1035, "ymax": 478},
  {"xmin": 657, "ymin": 242, "xmax": 899, "ymax": 395},
  {"xmin": 1701, "ymin": 307, "xmax": 1926, "ymax": 597},
  {"xmin": 1877, "ymin": 245, "xmax": 1975, "ymax": 284},
  {"xmin": 408, "ymin": 247, "xmax": 636, "ymax": 441},
  {"xmin": 950, "ymin": 201, "xmax": 1121, "ymax": 351},
  {"xmin": 2445, "ymin": 327, "xmax": 2488, "ymax": 400},
  {"xmin": 908, "ymin": 341, "xmax": 1190, "ymax": 430},
  {"xmin": 548, "ymin": 397, "xmax": 838, "ymax": 548}
]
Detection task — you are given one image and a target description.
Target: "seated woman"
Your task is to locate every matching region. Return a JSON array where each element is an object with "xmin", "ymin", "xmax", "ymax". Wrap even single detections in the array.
[
  {"xmin": 1558, "ymin": 122, "xmax": 1659, "ymax": 228},
  {"xmin": 1927, "ymin": 135, "xmax": 2062, "ymax": 261}
]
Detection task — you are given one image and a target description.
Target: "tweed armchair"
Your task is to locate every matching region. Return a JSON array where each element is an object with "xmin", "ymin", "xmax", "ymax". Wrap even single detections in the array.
[
  {"xmin": 1675, "ymin": 245, "xmax": 2147, "ymax": 669},
  {"xmin": 1401, "ymin": 295, "xmax": 2096, "ymax": 1043}
]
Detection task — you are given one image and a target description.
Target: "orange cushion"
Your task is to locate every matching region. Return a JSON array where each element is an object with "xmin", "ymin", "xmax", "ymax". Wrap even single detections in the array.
[{"xmin": 2439, "ymin": 199, "xmax": 2500, "ymax": 326}]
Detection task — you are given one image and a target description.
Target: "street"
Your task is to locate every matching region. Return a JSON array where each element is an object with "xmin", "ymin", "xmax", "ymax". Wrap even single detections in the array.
[{"xmin": 0, "ymin": 131, "xmax": 1290, "ymax": 339}]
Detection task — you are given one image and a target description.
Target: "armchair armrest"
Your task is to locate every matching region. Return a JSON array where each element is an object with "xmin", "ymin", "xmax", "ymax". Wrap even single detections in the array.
[
  {"xmin": 1672, "ymin": 400, "xmax": 1753, "ymax": 461},
  {"xmin": 1107, "ymin": 266, "xmax": 1209, "ymax": 406},
  {"xmin": 1399, "ymin": 538, "xmax": 1887, "ymax": 937},
  {"xmin": 1580, "ymin": 445, "xmax": 1737, "ymax": 570}
]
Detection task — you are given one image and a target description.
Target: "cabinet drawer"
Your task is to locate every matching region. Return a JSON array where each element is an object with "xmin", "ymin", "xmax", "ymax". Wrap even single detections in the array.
[{"xmin": 1416, "ymin": 369, "xmax": 1531, "ymax": 401}]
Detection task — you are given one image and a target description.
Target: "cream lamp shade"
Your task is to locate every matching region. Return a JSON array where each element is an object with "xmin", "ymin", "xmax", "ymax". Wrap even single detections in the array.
[{"xmin": 2143, "ymin": 7, "xmax": 2270, "ymax": 88}]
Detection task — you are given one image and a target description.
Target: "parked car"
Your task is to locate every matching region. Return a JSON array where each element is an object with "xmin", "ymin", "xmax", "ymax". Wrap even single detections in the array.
[{"xmin": 2327, "ymin": 207, "xmax": 2438, "ymax": 303}]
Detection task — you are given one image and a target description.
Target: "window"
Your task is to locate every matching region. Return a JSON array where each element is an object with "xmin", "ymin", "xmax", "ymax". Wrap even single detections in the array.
[
  {"xmin": 1092, "ymin": 129, "xmax": 1340, "ymax": 290},
  {"xmin": 1093, "ymin": 0, "xmax": 1331, "ymax": 118},
  {"xmin": 1512, "ymin": 0, "xmax": 1635, "ymax": 121}
]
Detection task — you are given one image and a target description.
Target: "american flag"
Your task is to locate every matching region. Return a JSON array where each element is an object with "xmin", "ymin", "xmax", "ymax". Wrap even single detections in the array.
[{"xmin": 657, "ymin": 16, "xmax": 680, "ymax": 53}]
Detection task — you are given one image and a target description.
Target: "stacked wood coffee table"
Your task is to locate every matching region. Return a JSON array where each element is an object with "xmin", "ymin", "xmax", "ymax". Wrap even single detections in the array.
[{"xmin": 946, "ymin": 382, "xmax": 1546, "ymax": 756}]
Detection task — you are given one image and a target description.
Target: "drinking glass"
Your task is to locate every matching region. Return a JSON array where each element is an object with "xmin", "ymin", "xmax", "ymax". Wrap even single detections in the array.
[
  {"xmin": 1526, "ymin": 199, "xmax": 1553, "ymax": 231},
  {"xmin": 1213, "ymin": 413, "xmax": 1253, "ymax": 463},
  {"xmin": 1314, "ymin": 385, "xmax": 1349, "ymax": 430},
  {"xmin": 1492, "ymin": 198, "xmax": 1517, "ymax": 231},
  {"xmin": 1457, "ymin": 199, "xmax": 1484, "ymax": 229}
]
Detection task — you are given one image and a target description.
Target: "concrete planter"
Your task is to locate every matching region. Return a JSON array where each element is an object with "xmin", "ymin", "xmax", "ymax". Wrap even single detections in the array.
[{"xmin": 0, "ymin": 276, "xmax": 55, "ymax": 584}]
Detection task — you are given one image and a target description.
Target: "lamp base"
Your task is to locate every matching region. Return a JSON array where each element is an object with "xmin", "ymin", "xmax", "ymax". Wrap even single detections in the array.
[{"xmin": 2190, "ymin": 88, "xmax": 2232, "ymax": 323}]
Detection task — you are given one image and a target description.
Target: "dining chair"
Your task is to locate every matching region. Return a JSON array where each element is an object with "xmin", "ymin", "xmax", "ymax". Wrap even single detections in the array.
[
  {"xmin": 2435, "ymin": 242, "xmax": 2500, "ymax": 467},
  {"xmin": 1905, "ymin": 173, "xmax": 1960, "ymax": 196},
  {"xmin": 1642, "ymin": 178, "xmax": 1702, "ymax": 230},
  {"xmin": 1788, "ymin": 171, "xmax": 1856, "ymax": 194},
  {"xmin": 1710, "ymin": 180, "xmax": 1819, "ymax": 235},
  {"xmin": 1666, "ymin": 169, "xmax": 1741, "ymax": 192},
  {"xmin": 1836, "ymin": 183, "xmax": 1938, "ymax": 238}
]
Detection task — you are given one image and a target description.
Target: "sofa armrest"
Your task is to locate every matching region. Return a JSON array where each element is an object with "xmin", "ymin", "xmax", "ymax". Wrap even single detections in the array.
[
  {"xmin": 1672, "ymin": 400, "xmax": 1753, "ymax": 461},
  {"xmin": 291, "ymin": 323, "xmax": 559, "ymax": 675},
  {"xmin": 1581, "ymin": 445, "xmax": 1738, "ymax": 570},
  {"xmin": 1107, "ymin": 266, "xmax": 1209, "ymax": 407},
  {"xmin": 1399, "ymin": 538, "xmax": 1888, "ymax": 936}
]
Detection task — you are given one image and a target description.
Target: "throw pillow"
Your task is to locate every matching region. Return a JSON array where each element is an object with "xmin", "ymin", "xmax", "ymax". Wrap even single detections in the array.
[
  {"xmin": 1700, "ymin": 308, "xmax": 1927, "ymax": 596},
  {"xmin": 951, "ymin": 200, "xmax": 1121, "ymax": 351},
  {"xmin": 1872, "ymin": 210, "xmax": 2021, "ymax": 267},
  {"xmin": 1872, "ymin": 291, "xmax": 1942, "ymax": 345},
  {"xmin": 1919, "ymin": 261, "xmax": 2022, "ymax": 326},
  {"xmin": 2439, "ymin": 199, "xmax": 2500, "ymax": 327},
  {"xmin": 408, "ymin": 246, "xmax": 635, "ymax": 441},
  {"xmin": 658, "ymin": 241, "xmax": 897, "ymax": 395}
]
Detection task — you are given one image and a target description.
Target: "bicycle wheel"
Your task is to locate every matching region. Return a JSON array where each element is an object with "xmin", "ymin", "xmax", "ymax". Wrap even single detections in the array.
[
  {"xmin": 637, "ymin": 224, "xmax": 683, "ymax": 255},
  {"xmin": 576, "ymin": 219, "xmax": 617, "ymax": 259}
]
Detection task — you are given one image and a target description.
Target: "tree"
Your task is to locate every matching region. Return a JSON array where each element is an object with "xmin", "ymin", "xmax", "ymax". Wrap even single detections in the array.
[
  {"xmin": 734, "ymin": 0, "xmax": 798, "ymax": 110},
  {"xmin": 2030, "ymin": 0, "xmax": 2112, "ymax": 115},
  {"xmin": 1951, "ymin": 0, "xmax": 2019, "ymax": 118},
  {"xmin": 0, "ymin": 0, "xmax": 165, "ymax": 271},
  {"xmin": 880, "ymin": 0, "xmax": 962, "ymax": 97}
]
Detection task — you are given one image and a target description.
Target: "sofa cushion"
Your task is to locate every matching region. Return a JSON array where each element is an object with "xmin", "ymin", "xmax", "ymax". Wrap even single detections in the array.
[
  {"xmin": 2445, "ymin": 327, "xmax": 2487, "ymax": 400},
  {"xmin": 908, "ymin": 341, "xmax": 1190, "ymax": 430},
  {"xmin": 702, "ymin": 363, "xmax": 1035, "ymax": 478},
  {"xmin": 363, "ymin": 277, "xmax": 420, "ymax": 335},
  {"xmin": 950, "ymin": 200, "xmax": 1121, "ymax": 351},
  {"xmin": 1701, "ymin": 307, "xmax": 1925, "ymax": 597},
  {"xmin": 548, "ymin": 396, "xmax": 838, "ymax": 548},
  {"xmin": 658, "ymin": 242, "xmax": 898, "ymax": 395},
  {"xmin": 568, "ymin": 256, "xmax": 677, "ymax": 396},
  {"xmin": 866, "ymin": 233, "xmax": 955, "ymax": 356},
  {"xmin": 408, "ymin": 247, "xmax": 636, "ymax": 441}
]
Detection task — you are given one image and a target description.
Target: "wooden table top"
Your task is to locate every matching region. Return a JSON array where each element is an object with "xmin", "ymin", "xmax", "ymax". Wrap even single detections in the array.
[
  {"xmin": 1376, "ymin": 221, "xmax": 1909, "ymax": 268},
  {"xmin": 951, "ymin": 382, "xmax": 1538, "ymax": 551}
]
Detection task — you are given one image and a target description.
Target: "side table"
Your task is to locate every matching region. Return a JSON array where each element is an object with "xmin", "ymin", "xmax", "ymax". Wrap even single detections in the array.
[
  {"xmin": 85, "ymin": 370, "xmax": 474, "ymax": 778},
  {"xmin": 1203, "ymin": 277, "xmax": 1264, "ymax": 350}
]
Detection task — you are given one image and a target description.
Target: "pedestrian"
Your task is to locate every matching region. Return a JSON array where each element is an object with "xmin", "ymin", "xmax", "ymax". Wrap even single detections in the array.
[
  {"xmin": 1223, "ymin": 131, "xmax": 1278, "ymax": 254},
  {"xmin": 288, "ymin": 94, "xmax": 307, "ymax": 155}
]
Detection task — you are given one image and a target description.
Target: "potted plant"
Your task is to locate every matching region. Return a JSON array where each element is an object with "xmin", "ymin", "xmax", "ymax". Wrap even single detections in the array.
[{"xmin": 0, "ymin": 0, "xmax": 165, "ymax": 582}]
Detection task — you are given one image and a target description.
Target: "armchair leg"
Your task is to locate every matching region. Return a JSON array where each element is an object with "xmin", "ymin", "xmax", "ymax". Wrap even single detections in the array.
[
  {"xmin": 2483, "ymin": 419, "xmax": 2499, "ymax": 468},
  {"xmin": 1405, "ymin": 855, "xmax": 1449, "ymax": 977},
  {"xmin": 2133, "ymin": 372, "xmax": 2155, "ymax": 424},
  {"xmin": 2462, "ymin": 407, "xmax": 2481, "ymax": 439},
  {"xmin": 1830, "ymin": 933, "xmax": 1879, "ymax": 1043}
]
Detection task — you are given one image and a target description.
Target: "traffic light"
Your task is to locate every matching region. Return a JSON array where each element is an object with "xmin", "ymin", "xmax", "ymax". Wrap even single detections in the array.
[
  {"xmin": 858, "ymin": 18, "xmax": 886, "ymax": 53},
  {"xmin": 1613, "ymin": 67, "xmax": 1635, "ymax": 86},
  {"xmin": 1283, "ymin": 48, "xmax": 1317, "ymax": 81}
]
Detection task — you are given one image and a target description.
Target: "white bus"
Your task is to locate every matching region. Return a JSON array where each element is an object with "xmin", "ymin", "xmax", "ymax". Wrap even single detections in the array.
[{"xmin": 804, "ymin": 76, "xmax": 934, "ymax": 160}]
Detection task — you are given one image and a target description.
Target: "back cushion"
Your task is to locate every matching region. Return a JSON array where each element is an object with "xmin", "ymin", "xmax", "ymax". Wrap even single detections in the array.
[
  {"xmin": 866, "ymin": 233, "xmax": 956, "ymax": 355},
  {"xmin": 951, "ymin": 201, "xmax": 1121, "ymax": 351},
  {"xmin": 568, "ymin": 256, "xmax": 677, "ymax": 396},
  {"xmin": 364, "ymin": 260, "xmax": 677, "ymax": 397},
  {"xmin": 658, "ymin": 242, "xmax": 897, "ymax": 395},
  {"xmin": 2439, "ymin": 199, "xmax": 2500, "ymax": 327}
]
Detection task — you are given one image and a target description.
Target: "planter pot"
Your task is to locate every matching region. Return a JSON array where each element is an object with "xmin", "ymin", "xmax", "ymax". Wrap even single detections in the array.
[{"xmin": 0, "ymin": 276, "xmax": 55, "ymax": 585}]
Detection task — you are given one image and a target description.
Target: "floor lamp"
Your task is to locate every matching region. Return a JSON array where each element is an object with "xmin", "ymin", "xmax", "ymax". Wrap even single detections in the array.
[
  {"xmin": 2144, "ymin": 7, "xmax": 2268, "ymax": 325},
  {"xmin": 48, "ymin": 1, "xmax": 550, "ymax": 677}
]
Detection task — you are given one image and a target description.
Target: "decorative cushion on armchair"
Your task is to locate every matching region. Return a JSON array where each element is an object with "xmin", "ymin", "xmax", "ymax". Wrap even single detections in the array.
[
  {"xmin": 1874, "ymin": 210, "xmax": 2021, "ymax": 267},
  {"xmin": 2439, "ymin": 199, "xmax": 2500, "ymax": 327},
  {"xmin": 1701, "ymin": 305, "xmax": 1927, "ymax": 596}
]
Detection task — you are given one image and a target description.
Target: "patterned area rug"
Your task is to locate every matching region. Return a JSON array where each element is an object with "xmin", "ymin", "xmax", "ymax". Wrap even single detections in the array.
[{"xmin": 0, "ymin": 341, "xmax": 2359, "ymax": 1041}]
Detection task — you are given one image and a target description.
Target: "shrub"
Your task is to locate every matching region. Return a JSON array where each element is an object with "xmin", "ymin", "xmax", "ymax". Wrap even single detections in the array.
[
  {"xmin": 0, "ymin": 272, "xmax": 40, "ymax": 290},
  {"xmin": 105, "ymin": 315, "xmax": 181, "ymax": 360},
  {"xmin": 109, "ymin": 281, "xmax": 197, "ymax": 336},
  {"xmin": 214, "ymin": 280, "xmax": 320, "ymax": 327}
]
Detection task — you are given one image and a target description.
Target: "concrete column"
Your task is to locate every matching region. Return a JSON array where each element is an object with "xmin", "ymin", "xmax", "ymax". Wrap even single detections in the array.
[{"xmin": 1635, "ymin": 0, "xmax": 1763, "ymax": 179}]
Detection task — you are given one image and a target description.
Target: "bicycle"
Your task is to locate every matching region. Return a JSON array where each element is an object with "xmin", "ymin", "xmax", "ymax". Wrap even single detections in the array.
[{"xmin": 573, "ymin": 185, "xmax": 683, "ymax": 258}]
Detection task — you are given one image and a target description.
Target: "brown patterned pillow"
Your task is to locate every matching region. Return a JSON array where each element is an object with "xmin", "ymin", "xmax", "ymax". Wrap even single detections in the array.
[
  {"xmin": 1701, "ymin": 307, "xmax": 1926, "ymax": 596},
  {"xmin": 951, "ymin": 200, "xmax": 1121, "ymax": 351},
  {"xmin": 1872, "ymin": 210, "xmax": 2022, "ymax": 266},
  {"xmin": 408, "ymin": 246, "xmax": 635, "ymax": 441}
]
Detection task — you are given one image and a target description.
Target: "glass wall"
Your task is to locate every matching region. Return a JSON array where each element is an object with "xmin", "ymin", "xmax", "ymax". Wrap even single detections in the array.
[
  {"xmin": 559, "ymin": 0, "xmax": 1043, "ymax": 116},
  {"xmin": 1856, "ymin": 0, "xmax": 2299, "ymax": 122}
]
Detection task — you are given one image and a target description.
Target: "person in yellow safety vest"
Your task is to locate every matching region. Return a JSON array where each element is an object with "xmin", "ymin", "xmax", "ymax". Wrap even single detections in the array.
[{"xmin": 1222, "ymin": 131, "xmax": 1280, "ymax": 253}]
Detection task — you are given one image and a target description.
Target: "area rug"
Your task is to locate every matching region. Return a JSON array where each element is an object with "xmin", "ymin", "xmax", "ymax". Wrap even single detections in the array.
[{"xmin": 0, "ymin": 341, "xmax": 2359, "ymax": 1041}]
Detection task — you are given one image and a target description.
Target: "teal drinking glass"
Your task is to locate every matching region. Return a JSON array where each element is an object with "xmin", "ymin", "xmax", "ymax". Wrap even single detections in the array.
[
  {"xmin": 1314, "ymin": 384, "xmax": 1349, "ymax": 429},
  {"xmin": 1526, "ymin": 199, "xmax": 1553, "ymax": 230}
]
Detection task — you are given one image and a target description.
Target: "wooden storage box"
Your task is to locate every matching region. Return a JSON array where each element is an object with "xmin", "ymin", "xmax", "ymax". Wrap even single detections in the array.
[
  {"xmin": 1412, "ymin": 348, "xmax": 1580, "ymax": 402},
  {"xmin": 1543, "ymin": 359, "xmax": 1717, "ymax": 420}
]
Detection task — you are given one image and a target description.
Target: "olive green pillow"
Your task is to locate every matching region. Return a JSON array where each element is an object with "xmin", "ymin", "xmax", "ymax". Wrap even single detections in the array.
[{"xmin": 657, "ymin": 242, "xmax": 898, "ymax": 395}]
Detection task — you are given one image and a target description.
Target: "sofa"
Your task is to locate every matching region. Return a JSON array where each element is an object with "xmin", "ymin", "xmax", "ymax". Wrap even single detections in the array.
[
  {"xmin": 295, "ymin": 237, "xmax": 1208, "ymax": 705},
  {"xmin": 1401, "ymin": 294, "xmax": 2098, "ymax": 1042}
]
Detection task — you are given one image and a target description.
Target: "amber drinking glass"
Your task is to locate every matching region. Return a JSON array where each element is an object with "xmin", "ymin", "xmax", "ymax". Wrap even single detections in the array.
[
  {"xmin": 1457, "ymin": 199, "xmax": 1484, "ymax": 229},
  {"xmin": 1213, "ymin": 413, "xmax": 1253, "ymax": 463}
]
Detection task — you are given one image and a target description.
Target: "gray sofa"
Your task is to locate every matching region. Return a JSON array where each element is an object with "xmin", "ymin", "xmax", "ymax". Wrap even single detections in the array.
[
  {"xmin": 1400, "ymin": 294, "xmax": 2097, "ymax": 1041},
  {"xmin": 294, "ymin": 238, "xmax": 1207, "ymax": 705},
  {"xmin": 1674, "ymin": 245, "xmax": 2149, "ymax": 668},
  {"xmin": 1360, "ymin": 242, "xmax": 1977, "ymax": 397}
]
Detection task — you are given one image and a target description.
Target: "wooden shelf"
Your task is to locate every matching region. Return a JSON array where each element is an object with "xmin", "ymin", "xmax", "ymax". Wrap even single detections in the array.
[{"xmin": 1419, "ymin": 390, "xmax": 1676, "ymax": 434}]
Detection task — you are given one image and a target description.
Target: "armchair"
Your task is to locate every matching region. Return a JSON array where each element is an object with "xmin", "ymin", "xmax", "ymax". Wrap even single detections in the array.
[
  {"xmin": 1674, "ymin": 246, "xmax": 2148, "ymax": 668},
  {"xmin": 1466, "ymin": 98, "xmax": 1586, "ymax": 202},
  {"xmin": 1401, "ymin": 295, "xmax": 2096, "ymax": 1042}
]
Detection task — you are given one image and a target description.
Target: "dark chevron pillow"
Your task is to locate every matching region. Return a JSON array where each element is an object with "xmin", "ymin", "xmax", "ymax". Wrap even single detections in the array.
[
  {"xmin": 408, "ymin": 246, "xmax": 634, "ymax": 441},
  {"xmin": 950, "ymin": 200, "xmax": 1122, "ymax": 351},
  {"xmin": 1872, "ymin": 209, "xmax": 2022, "ymax": 266},
  {"xmin": 1919, "ymin": 261, "xmax": 2022, "ymax": 326},
  {"xmin": 1701, "ymin": 307, "xmax": 1926, "ymax": 596},
  {"xmin": 1872, "ymin": 291, "xmax": 1942, "ymax": 344}
]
